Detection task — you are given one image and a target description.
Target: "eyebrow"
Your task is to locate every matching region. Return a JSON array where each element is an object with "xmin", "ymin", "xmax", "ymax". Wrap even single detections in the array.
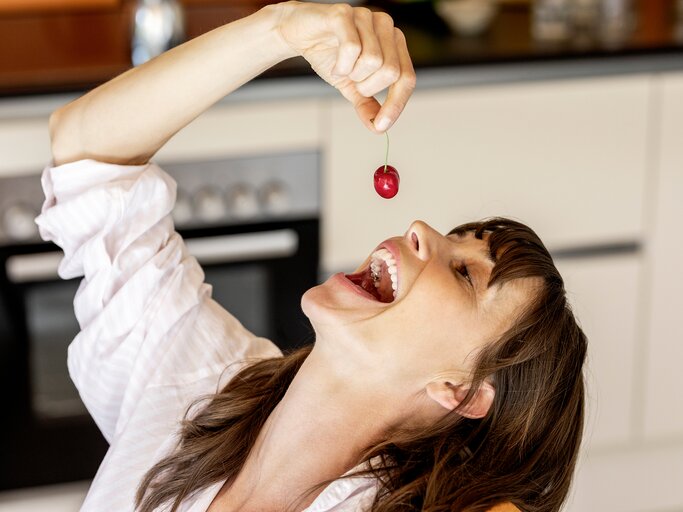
[
  {"xmin": 480, "ymin": 249, "xmax": 496, "ymax": 265},
  {"xmin": 446, "ymin": 233, "xmax": 496, "ymax": 265}
]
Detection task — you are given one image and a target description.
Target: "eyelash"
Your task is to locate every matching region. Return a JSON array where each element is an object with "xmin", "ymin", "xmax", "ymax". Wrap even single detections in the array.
[{"xmin": 453, "ymin": 263, "xmax": 473, "ymax": 286}]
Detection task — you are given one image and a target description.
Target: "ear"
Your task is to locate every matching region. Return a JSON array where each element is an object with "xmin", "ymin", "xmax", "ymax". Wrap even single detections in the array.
[{"xmin": 425, "ymin": 379, "xmax": 495, "ymax": 419}]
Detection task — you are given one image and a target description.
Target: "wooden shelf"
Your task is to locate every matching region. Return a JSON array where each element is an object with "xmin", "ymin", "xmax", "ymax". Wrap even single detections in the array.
[
  {"xmin": 0, "ymin": 0, "xmax": 120, "ymax": 14},
  {"xmin": 0, "ymin": 0, "xmax": 274, "ymax": 96}
]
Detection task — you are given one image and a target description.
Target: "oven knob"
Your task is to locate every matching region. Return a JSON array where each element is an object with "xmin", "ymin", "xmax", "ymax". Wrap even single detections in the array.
[
  {"xmin": 260, "ymin": 180, "xmax": 290, "ymax": 215},
  {"xmin": 193, "ymin": 186, "xmax": 226, "ymax": 222},
  {"xmin": 3, "ymin": 203, "xmax": 39, "ymax": 241},
  {"xmin": 172, "ymin": 188, "xmax": 193, "ymax": 226},
  {"xmin": 227, "ymin": 183, "xmax": 259, "ymax": 219}
]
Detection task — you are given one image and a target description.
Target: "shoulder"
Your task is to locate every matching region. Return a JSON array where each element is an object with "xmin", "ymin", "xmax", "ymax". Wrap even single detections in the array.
[{"xmin": 486, "ymin": 503, "xmax": 520, "ymax": 512}]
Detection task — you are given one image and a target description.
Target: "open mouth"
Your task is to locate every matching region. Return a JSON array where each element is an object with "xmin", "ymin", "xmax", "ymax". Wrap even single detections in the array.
[{"xmin": 344, "ymin": 248, "xmax": 398, "ymax": 303}]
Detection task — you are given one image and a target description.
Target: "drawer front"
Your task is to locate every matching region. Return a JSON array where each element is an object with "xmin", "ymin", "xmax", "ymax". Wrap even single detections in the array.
[
  {"xmin": 566, "ymin": 441, "xmax": 683, "ymax": 512},
  {"xmin": 323, "ymin": 75, "xmax": 650, "ymax": 271}
]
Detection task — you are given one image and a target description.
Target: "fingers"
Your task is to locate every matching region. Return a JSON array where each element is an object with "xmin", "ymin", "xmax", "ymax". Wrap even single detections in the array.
[
  {"xmin": 355, "ymin": 97, "xmax": 383, "ymax": 132},
  {"xmin": 330, "ymin": 4, "xmax": 362, "ymax": 76},
  {"xmin": 329, "ymin": 5, "xmax": 415, "ymax": 133},
  {"xmin": 347, "ymin": 8, "xmax": 383, "ymax": 83},
  {"xmin": 372, "ymin": 27, "xmax": 416, "ymax": 132},
  {"xmin": 336, "ymin": 78, "xmax": 382, "ymax": 131},
  {"xmin": 355, "ymin": 12, "xmax": 400, "ymax": 100}
]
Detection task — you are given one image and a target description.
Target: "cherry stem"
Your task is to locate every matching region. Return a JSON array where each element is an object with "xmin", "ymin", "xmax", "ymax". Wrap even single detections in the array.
[{"xmin": 383, "ymin": 130, "xmax": 389, "ymax": 173}]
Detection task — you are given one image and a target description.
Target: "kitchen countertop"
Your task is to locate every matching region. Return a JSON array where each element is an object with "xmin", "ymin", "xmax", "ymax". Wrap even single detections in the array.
[
  {"xmin": 1, "ymin": 1, "xmax": 682, "ymax": 113},
  {"xmin": 267, "ymin": 1, "xmax": 683, "ymax": 75}
]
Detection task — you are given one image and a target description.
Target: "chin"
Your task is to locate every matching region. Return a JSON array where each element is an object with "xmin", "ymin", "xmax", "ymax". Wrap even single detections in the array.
[
  {"xmin": 301, "ymin": 279, "xmax": 362, "ymax": 329},
  {"xmin": 301, "ymin": 282, "xmax": 338, "ymax": 327},
  {"xmin": 300, "ymin": 285, "xmax": 321, "ymax": 320}
]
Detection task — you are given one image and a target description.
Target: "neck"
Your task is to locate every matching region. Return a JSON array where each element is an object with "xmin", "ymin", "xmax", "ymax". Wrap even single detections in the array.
[{"xmin": 218, "ymin": 339, "xmax": 404, "ymax": 512}]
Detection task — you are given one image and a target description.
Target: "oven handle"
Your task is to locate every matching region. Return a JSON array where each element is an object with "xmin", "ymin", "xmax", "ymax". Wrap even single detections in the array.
[
  {"xmin": 185, "ymin": 229, "xmax": 299, "ymax": 265},
  {"xmin": 6, "ymin": 229, "xmax": 299, "ymax": 283}
]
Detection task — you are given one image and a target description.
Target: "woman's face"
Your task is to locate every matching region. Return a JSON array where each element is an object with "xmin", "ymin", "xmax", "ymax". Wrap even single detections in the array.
[{"xmin": 302, "ymin": 220, "xmax": 541, "ymax": 388}]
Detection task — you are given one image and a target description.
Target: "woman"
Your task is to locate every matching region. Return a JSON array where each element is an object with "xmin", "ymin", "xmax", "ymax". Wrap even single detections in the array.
[{"xmin": 38, "ymin": 1, "xmax": 586, "ymax": 511}]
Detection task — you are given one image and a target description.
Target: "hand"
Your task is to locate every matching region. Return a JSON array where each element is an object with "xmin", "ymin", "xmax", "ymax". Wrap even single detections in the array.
[{"xmin": 273, "ymin": 1, "xmax": 416, "ymax": 133}]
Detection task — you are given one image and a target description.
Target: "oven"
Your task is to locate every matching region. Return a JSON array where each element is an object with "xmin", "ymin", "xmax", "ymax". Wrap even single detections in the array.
[{"xmin": 0, "ymin": 151, "xmax": 320, "ymax": 490}]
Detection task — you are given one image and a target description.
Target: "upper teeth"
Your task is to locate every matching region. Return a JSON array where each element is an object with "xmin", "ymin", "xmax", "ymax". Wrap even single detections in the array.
[{"xmin": 370, "ymin": 248, "xmax": 398, "ymax": 298}]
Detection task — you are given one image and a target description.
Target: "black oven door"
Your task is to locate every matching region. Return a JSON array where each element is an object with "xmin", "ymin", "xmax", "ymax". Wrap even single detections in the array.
[{"xmin": 0, "ymin": 219, "xmax": 318, "ymax": 490}]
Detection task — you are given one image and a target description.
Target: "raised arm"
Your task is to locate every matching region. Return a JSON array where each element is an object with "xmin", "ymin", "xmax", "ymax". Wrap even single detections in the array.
[{"xmin": 49, "ymin": 1, "xmax": 416, "ymax": 167}]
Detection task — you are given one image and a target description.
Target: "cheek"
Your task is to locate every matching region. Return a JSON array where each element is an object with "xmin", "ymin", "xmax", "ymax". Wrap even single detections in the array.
[
  {"xmin": 385, "ymin": 287, "xmax": 485, "ymax": 366},
  {"xmin": 396, "ymin": 276, "xmax": 472, "ymax": 330}
]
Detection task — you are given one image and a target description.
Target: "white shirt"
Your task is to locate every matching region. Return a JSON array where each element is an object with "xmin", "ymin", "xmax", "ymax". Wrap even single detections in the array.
[{"xmin": 35, "ymin": 158, "xmax": 381, "ymax": 512}]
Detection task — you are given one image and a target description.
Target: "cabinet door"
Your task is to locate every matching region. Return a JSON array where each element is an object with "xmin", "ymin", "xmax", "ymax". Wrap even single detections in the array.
[
  {"xmin": 0, "ymin": 117, "xmax": 52, "ymax": 177},
  {"xmin": 555, "ymin": 254, "xmax": 642, "ymax": 450},
  {"xmin": 157, "ymin": 98, "xmax": 322, "ymax": 162},
  {"xmin": 643, "ymin": 73, "xmax": 683, "ymax": 440},
  {"xmin": 323, "ymin": 75, "xmax": 650, "ymax": 271},
  {"xmin": 566, "ymin": 441, "xmax": 683, "ymax": 512},
  {"xmin": 0, "ymin": 97, "xmax": 322, "ymax": 177}
]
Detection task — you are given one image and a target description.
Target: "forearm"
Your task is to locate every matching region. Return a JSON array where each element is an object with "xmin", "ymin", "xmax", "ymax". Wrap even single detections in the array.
[{"xmin": 50, "ymin": 3, "xmax": 295, "ymax": 166}]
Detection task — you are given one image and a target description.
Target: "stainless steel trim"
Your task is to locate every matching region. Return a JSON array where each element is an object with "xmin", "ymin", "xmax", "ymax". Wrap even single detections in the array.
[
  {"xmin": 6, "ymin": 251, "xmax": 63, "ymax": 283},
  {"xmin": 551, "ymin": 240, "xmax": 640, "ymax": 260},
  {"xmin": 6, "ymin": 229, "xmax": 299, "ymax": 283},
  {"xmin": 185, "ymin": 229, "xmax": 298, "ymax": 265}
]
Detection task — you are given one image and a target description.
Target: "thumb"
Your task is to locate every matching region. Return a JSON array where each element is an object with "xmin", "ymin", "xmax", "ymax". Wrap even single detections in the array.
[
  {"xmin": 337, "ymin": 80, "xmax": 383, "ymax": 133},
  {"xmin": 356, "ymin": 97, "xmax": 382, "ymax": 133}
]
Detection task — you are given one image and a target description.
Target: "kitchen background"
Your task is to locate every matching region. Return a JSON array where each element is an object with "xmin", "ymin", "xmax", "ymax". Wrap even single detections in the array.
[{"xmin": 1, "ymin": 0, "xmax": 682, "ymax": 510}]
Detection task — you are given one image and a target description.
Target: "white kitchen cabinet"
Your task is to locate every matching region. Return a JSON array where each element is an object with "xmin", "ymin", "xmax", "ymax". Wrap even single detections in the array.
[
  {"xmin": 643, "ymin": 72, "xmax": 683, "ymax": 440},
  {"xmin": 554, "ymin": 253, "xmax": 683, "ymax": 512},
  {"xmin": 0, "ymin": 97, "xmax": 323, "ymax": 177},
  {"xmin": 555, "ymin": 254, "xmax": 642, "ymax": 450},
  {"xmin": 566, "ymin": 441, "xmax": 683, "ymax": 512},
  {"xmin": 0, "ymin": 117, "xmax": 52, "ymax": 177},
  {"xmin": 322, "ymin": 75, "xmax": 651, "ymax": 272},
  {"xmin": 156, "ymin": 98, "xmax": 322, "ymax": 164}
]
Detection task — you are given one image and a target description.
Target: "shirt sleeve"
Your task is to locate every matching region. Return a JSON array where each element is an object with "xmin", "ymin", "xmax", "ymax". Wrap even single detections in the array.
[{"xmin": 34, "ymin": 158, "xmax": 282, "ymax": 444}]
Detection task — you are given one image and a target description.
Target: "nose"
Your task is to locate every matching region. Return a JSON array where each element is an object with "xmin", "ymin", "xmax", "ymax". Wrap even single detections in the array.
[{"xmin": 405, "ymin": 220, "xmax": 440, "ymax": 261}]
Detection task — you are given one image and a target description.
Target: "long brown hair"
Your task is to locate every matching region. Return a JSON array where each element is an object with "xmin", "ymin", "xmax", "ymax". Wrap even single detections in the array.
[{"xmin": 135, "ymin": 217, "xmax": 587, "ymax": 512}]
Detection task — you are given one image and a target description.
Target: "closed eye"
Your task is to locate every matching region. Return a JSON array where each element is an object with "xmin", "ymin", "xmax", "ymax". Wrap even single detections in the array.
[{"xmin": 452, "ymin": 262, "xmax": 473, "ymax": 286}]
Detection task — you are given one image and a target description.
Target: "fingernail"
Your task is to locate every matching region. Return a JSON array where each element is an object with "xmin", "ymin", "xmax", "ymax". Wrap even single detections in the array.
[{"xmin": 375, "ymin": 117, "xmax": 390, "ymax": 131}]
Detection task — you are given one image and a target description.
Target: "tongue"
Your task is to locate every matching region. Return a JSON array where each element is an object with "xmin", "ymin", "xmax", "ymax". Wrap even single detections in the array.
[
  {"xmin": 345, "ymin": 267, "xmax": 393, "ymax": 303},
  {"xmin": 346, "ymin": 271, "xmax": 381, "ymax": 301}
]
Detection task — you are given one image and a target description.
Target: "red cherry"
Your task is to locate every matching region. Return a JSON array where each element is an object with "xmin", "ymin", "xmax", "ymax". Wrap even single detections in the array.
[{"xmin": 374, "ymin": 165, "xmax": 400, "ymax": 199}]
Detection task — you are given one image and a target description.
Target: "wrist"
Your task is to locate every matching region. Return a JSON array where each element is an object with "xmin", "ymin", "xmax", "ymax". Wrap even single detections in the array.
[{"xmin": 256, "ymin": 2, "xmax": 299, "ymax": 62}]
